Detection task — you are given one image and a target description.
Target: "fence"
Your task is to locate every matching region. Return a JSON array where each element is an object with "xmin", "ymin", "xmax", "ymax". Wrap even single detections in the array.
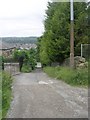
[{"xmin": 81, "ymin": 44, "xmax": 90, "ymax": 60}]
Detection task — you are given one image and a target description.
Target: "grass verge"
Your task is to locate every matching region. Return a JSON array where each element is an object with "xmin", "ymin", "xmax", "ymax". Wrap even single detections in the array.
[
  {"xmin": 2, "ymin": 71, "xmax": 13, "ymax": 118},
  {"xmin": 43, "ymin": 66, "xmax": 88, "ymax": 87},
  {"xmin": 0, "ymin": 72, "xmax": 2, "ymax": 120}
]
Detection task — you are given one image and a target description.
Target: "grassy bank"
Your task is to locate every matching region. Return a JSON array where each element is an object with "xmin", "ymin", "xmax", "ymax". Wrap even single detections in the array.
[
  {"xmin": 0, "ymin": 72, "xmax": 2, "ymax": 120},
  {"xmin": 2, "ymin": 72, "xmax": 13, "ymax": 118},
  {"xmin": 43, "ymin": 66, "xmax": 88, "ymax": 87}
]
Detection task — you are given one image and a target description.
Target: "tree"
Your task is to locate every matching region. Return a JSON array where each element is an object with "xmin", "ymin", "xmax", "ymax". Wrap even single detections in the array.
[
  {"xmin": 74, "ymin": 2, "xmax": 88, "ymax": 56},
  {"xmin": 38, "ymin": 2, "xmax": 89, "ymax": 65}
]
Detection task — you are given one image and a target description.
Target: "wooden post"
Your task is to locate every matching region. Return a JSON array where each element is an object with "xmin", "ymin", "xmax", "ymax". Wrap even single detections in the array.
[{"xmin": 70, "ymin": 0, "xmax": 74, "ymax": 68}]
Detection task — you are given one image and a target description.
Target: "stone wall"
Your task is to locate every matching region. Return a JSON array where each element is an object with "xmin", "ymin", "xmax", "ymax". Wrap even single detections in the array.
[
  {"xmin": 63, "ymin": 56, "xmax": 88, "ymax": 69},
  {"xmin": 4, "ymin": 63, "xmax": 20, "ymax": 75}
]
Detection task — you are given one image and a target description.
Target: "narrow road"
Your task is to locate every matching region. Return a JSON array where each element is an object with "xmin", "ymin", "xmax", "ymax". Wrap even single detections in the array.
[{"xmin": 7, "ymin": 69, "xmax": 88, "ymax": 118}]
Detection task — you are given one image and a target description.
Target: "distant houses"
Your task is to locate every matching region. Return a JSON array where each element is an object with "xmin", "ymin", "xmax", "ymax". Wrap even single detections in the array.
[
  {"xmin": 0, "ymin": 41, "xmax": 16, "ymax": 57},
  {"xmin": 0, "ymin": 40, "xmax": 37, "ymax": 57},
  {"xmin": 15, "ymin": 43, "xmax": 37, "ymax": 50}
]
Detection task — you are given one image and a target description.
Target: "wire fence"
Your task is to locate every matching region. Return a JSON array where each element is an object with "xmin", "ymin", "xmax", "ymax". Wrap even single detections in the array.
[{"xmin": 81, "ymin": 44, "xmax": 90, "ymax": 61}]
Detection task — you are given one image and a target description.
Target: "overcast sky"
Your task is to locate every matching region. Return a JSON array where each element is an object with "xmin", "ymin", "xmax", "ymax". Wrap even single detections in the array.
[
  {"xmin": 0, "ymin": 0, "xmax": 89, "ymax": 37},
  {"xmin": 0, "ymin": 0, "xmax": 49, "ymax": 37}
]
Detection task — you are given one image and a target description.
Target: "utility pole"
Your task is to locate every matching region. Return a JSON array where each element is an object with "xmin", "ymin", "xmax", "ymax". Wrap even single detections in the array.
[{"xmin": 70, "ymin": 0, "xmax": 74, "ymax": 68}]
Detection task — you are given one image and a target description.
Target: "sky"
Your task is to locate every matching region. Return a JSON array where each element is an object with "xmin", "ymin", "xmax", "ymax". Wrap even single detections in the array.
[
  {"xmin": 0, "ymin": 0, "xmax": 49, "ymax": 37},
  {"xmin": 0, "ymin": 0, "xmax": 89, "ymax": 37}
]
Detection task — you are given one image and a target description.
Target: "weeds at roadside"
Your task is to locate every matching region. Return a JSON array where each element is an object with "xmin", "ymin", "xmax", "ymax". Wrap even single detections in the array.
[
  {"xmin": 43, "ymin": 66, "xmax": 88, "ymax": 87},
  {"xmin": 2, "ymin": 72, "xmax": 13, "ymax": 118}
]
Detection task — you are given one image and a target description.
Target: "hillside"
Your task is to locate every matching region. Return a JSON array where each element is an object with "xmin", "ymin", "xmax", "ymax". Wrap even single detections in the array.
[{"xmin": 0, "ymin": 37, "xmax": 38, "ymax": 44}]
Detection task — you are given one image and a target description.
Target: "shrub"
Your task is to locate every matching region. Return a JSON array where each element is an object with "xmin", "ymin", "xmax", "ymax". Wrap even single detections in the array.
[
  {"xmin": 13, "ymin": 49, "xmax": 37, "ymax": 71},
  {"xmin": 21, "ymin": 64, "xmax": 32, "ymax": 73}
]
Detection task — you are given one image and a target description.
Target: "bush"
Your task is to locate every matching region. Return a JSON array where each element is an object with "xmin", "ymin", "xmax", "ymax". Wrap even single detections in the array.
[
  {"xmin": 44, "ymin": 66, "xmax": 88, "ymax": 87},
  {"xmin": 21, "ymin": 64, "xmax": 32, "ymax": 73},
  {"xmin": 13, "ymin": 49, "xmax": 37, "ymax": 71}
]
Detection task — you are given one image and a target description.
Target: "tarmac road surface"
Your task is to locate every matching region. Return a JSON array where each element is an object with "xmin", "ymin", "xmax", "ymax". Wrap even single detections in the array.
[{"xmin": 7, "ymin": 69, "xmax": 88, "ymax": 118}]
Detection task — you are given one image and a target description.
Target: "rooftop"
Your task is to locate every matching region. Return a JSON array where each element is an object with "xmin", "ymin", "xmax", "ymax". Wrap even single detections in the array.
[{"xmin": 0, "ymin": 41, "xmax": 15, "ymax": 50}]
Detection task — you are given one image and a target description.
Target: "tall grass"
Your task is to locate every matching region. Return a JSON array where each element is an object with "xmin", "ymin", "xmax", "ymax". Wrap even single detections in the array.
[
  {"xmin": 88, "ymin": 59, "xmax": 90, "ymax": 88},
  {"xmin": 2, "ymin": 72, "xmax": 13, "ymax": 118},
  {"xmin": 0, "ymin": 72, "xmax": 2, "ymax": 120},
  {"xmin": 43, "ymin": 66, "xmax": 88, "ymax": 87}
]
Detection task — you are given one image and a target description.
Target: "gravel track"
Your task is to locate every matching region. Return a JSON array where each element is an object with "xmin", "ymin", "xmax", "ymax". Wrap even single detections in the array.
[{"xmin": 7, "ymin": 69, "xmax": 88, "ymax": 118}]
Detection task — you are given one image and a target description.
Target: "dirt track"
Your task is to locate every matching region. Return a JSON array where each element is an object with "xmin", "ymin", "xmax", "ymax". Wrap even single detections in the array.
[{"xmin": 7, "ymin": 69, "xmax": 88, "ymax": 118}]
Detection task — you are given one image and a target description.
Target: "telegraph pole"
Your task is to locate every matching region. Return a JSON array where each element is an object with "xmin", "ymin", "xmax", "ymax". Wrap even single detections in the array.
[{"xmin": 70, "ymin": 0, "xmax": 74, "ymax": 68}]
